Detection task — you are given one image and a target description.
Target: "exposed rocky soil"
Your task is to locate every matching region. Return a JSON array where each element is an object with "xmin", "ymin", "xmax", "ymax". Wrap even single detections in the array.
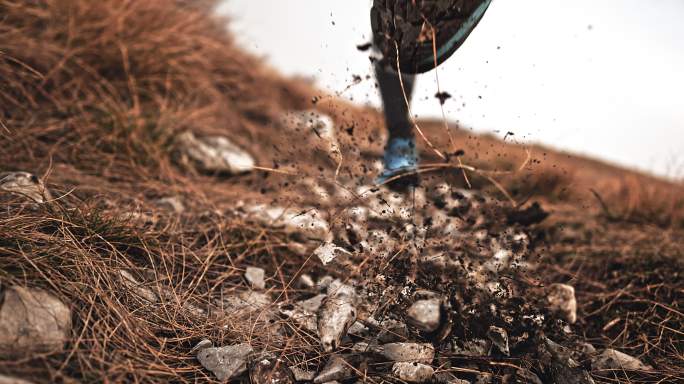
[{"xmin": 0, "ymin": 1, "xmax": 682, "ymax": 383}]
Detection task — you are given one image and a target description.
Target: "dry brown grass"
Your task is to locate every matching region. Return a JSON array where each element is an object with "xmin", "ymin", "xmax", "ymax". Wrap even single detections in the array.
[
  {"xmin": 0, "ymin": 195, "xmax": 326, "ymax": 383},
  {"xmin": 0, "ymin": 0, "xmax": 312, "ymax": 187},
  {"xmin": 0, "ymin": 1, "xmax": 682, "ymax": 383},
  {"xmin": 0, "ymin": 1, "xmax": 321, "ymax": 382},
  {"xmin": 408, "ymin": 120, "xmax": 684, "ymax": 228}
]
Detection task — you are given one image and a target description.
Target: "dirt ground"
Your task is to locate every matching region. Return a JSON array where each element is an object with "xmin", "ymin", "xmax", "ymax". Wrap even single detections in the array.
[{"xmin": 0, "ymin": 1, "xmax": 682, "ymax": 383}]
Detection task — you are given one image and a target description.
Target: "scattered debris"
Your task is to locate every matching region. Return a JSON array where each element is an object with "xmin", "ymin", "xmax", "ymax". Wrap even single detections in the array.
[
  {"xmin": 392, "ymin": 362, "xmax": 435, "ymax": 383},
  {"xmin": 0, "ymin": 172, "xmax": 51, "ymax": 203},
  {"xmin": 249, "ymin": 355, "xmax": 295, "ymax": 384},
  {"xmin": 434, "ymin": 91, "xmax": 452, "ymax": 105},
  {"xmin": 547, "ymin": 284, "xmax": 578, "ymax": 324},
  {"xmin": 0, "ymin": 286, "xmax": 71, "ymax": 355},
  {"xmin": 382, "ymin": 343, "xmax": 435, "ymax": 364},
  {"xmin": 196, "ymin": 343, "xmax": 253, "ymax": 382},
  {"xmin": 487, "ymin": 326, "xmax": 510, "ymax": 356},
  {"xmin": 592, "ymin": 349, "xmax": 653, "ymax": 371},
  {"xmin": 176, "ymin": 131, "xmax": 254, "ymax": 174},
  {"xmin": 245, "ymin": 266, "xmax": 266, "ymax": 290},
  {"xmin": 356, "ymin": 42, "xmax": 372, "ymax": 51},
  {"xmin": 453, "ymin": 339, "xmax": 490, "ymax": 357},
  {"xmin": 313, "ymin": 355, "xmax": 353, "ymax": 383},
  {"xmin": 283, "ymin": 111, "xmax": 342, "ymax": 167},
  {"xmin": 406, "ymin": 298, "xmax": 441, "ymax": 332},
  {"xmin": 318, "ymin": 283, "xmax": 357, "ymax": 352},
  {"xmin": 506, "ymin": 202, "xmax": 549, "ymax": 226}
]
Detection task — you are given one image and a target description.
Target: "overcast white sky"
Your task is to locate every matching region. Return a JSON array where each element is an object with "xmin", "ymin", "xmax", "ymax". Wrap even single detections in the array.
[{"xmin": 218, "ymin": 0, "xmax": 684, "ymax": 179}]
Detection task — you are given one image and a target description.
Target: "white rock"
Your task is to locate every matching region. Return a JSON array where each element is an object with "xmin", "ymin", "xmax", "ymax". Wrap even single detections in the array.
[
  {"xmin": 347, "ymin": 321, "xmax": 369, "ymax": 336},
  {"xmin": 406, "ymin": 299, "xmax": 441, "ymax": 332},
  {"xmin": 298, "ymin": 294, "xmax": 327, "ymax": 313},
  {"xmin": 244, "ymin": 205, "xmax": 332, "ymax": 243},
  {"xmin": 313, "ymin": 355, "xmax": 352, "ymax": 383},
  {"xmin": 316, "ymin": 276, "xmax": 334, "ymax": 291},
  {"xmin": 245, "ymin": 267, "xmax": 266, "ymax": 290},
  {"xmin": 249, "ymin": 355, "xmax": 294, "ymax": 384},
  {"xmin": 547, "ymin": 284, "xmax": 578, "ymax": 324},
  {"xmin": 280, "ymin": 298, "xmax": 320, "ymax": 333},
  {"xmin": 177, "ymin": 131, "xmax": 254, "ymax": 174},
  {"xmin": 298, "ymin": 274, "xmax": 315, "ymax": 288},
  {"xmin": 197, "ymin": 343, "xmax": 253, "ymax": 382},
  {"xmin": 487, "ymin": 326, "xmax": 510, "ymax": 356},
  {"xmin": 326, "ymin": 279, "xmax": 355, "ymax": 297},
  {"xmin": 287, "ymin": 209, "xmax": 332, "ymax": 242},
  {"xmin": 392, "ymin": 362, "xmax": 434, "ymax": 383},
  {"xmin": 382, "ymin": 343, "xmax": 435, "ymax": 363},
  {"xmin": 317, "ymin": 283, "xmax": 357, "ymax": 352},
  {"xmin": 592, "ymin": 349, "xmax": 653, "ymax": 371},
  {"xmin": 0, "ymin": 172, "xmax": 51, "ymax": 203},
  {"xmin": 0, "ymin": 286, "xmax": 71, "ymax": 354},
  {"xmin": 314, "ymin": 242, "xmax": 351, "ymax": 266}
]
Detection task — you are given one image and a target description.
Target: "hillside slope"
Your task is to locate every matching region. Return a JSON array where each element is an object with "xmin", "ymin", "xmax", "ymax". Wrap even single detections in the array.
[{"xmin": 0, "ymin": 1, "xmax": 681, "ymax": 383}]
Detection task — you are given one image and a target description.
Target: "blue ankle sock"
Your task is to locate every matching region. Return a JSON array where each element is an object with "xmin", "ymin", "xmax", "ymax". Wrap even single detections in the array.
[{"xmin": 376, "ymin": 137, "xmax": 418, "ymax": 184}]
